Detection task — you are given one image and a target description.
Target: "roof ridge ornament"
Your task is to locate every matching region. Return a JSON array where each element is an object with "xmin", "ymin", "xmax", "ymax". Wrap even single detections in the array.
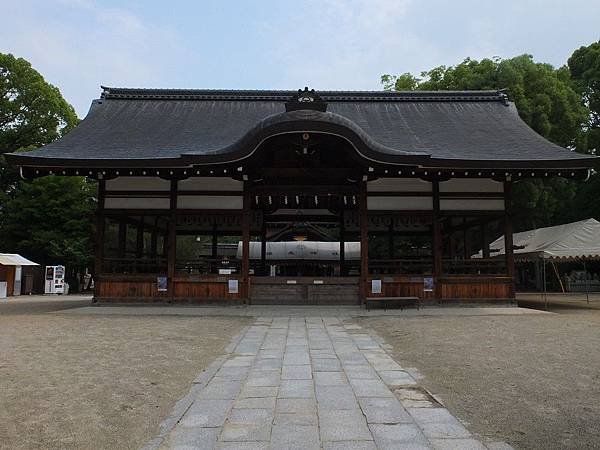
[{"xmin": 285, "ymin": 87, "xmax": 328, "ymax": 112}]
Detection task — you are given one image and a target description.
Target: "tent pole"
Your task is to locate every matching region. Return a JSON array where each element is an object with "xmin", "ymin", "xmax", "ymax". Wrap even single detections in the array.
[
  {"xmin": 551, "ymin": 260, "xmax": 565, "ymax": 294},
  {"xmin": 583, "ymin": 259, "xmax": 590, "ymax": 305},
  {"xmin": 542, "ymin": 257, "xmax": 548, "ymax": 311}
]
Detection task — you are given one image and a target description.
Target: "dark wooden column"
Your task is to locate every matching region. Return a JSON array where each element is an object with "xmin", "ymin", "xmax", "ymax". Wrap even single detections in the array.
[
  {"xmin": 481, "ymin": 222, "xmax": 490, "ymax": 258},
  {"xmin": 359, "ymin": 181, "xmax": 369, "ymax": 302},
  {"xmin": 211, "ymin": 222, "xmax": 218, "ymax": 274},
  {"xmin": 260, "ymin": 212, "xmax": 267, "ymax": 276},
  {"xmin": 136, "ymin": 222, "xmax": 144, "ymax": 259},
  {"xmin": 94, "ymin": 179, "xmax": 106, "ymax": 299},
  {"xmin": 388, "ymin": 220, "xmax": 394, "ymax": 260},
  {"xmin": 241, "ymin": 188, "xmax": 251, "ymax": 302},
  {"xmin": 150, "ymin": 217, "xmax": 158, "ymax": 259},
  {"xmin": 118, "ymin": 222, "xmax": 126, "ymax": 258},
  {"xmin": 504, "ymin": 181, "xmax": 516, "ymax": 299},
  {"xmin": 462, "ymin": 217, "xmax": 469, "ymax": 259},
  {"xmin": 167, "ymin": 180, "xmax": 177, "ymax": 298},
  {"xmin": 432, "ymin": 181, "xmax": 443, "ymax": 299},
  {"xmin": 339, "ymin": 209, "xmax": 345, "ymax": 276}
]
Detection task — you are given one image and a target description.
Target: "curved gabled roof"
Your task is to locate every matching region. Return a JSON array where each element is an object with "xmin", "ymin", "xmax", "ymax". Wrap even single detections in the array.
[{"xmin": 5, "ymin": 87, "xmax": 598, "ymax": 170}]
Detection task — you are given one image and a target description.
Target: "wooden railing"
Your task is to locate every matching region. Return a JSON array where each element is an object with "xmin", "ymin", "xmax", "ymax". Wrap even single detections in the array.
[
  {"xmin": 103, "ymin": 257, "xmax": 167, "ymax": 274},
  {"xmin": 175, "ymin": 258, "xmax": 242, "ymax": 275},
  {"xmin": 368, "ymin": 258, "xmax": 433, "ymax": 275},
  {"xmin": 442, "ymin": 258, "xmax": 507, "ymax": 275}
]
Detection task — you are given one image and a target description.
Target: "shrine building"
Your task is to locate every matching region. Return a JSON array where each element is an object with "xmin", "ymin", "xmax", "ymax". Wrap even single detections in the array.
[{"xmin": 6, "ymin": 87, "xmax": 598, "ymax": 305}]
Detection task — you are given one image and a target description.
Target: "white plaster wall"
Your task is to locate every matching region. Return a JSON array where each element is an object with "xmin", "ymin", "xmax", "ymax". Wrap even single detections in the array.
[
  {"xmin": 104, "ymin": 197, "xmax": 170, "ymax": 209},
  {"xmin": 105, "ymin": 177, "xmax": 170, "ymax": 191},
  {"xmin": 439, "ymin": 179, "xmax": 503, "ymax": 193},
  {"xmin": 367, "ymin": 178, "xmax": 432, "ymax": 192},
  {"xmin": 367, "ymin": 196, "xmax": 433, "ymax": 210},
  {"xmin": 440, "ymin": 199, "xmax": 505, "ymax": 211},
  {"xmin": 178, "ymin": 177, "xmax": 243, "ymax": 191},
  {"xmin": 177, "ymin": 195, "xmax": 243, "ymax": 209}
]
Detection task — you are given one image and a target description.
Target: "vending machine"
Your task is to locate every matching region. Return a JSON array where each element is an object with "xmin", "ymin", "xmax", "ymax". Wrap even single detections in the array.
[{"xmin": 45, "ymin": 265, "xmax": 65, "ymax": 294}]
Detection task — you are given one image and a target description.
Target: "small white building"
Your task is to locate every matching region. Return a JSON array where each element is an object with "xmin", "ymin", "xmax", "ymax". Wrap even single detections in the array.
[{"xmin": 0, "ymin": 254, "xmax": 39, "ymax": 298}]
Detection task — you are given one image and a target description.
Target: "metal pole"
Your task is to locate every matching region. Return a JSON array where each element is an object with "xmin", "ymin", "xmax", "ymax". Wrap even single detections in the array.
[
  {"xmin": 542, "ymin": 256, "xmax": 548, "ymax": 311},
  {"xmin": 583, "ymin": 259, "xmax": 590, "ymax": 305}
]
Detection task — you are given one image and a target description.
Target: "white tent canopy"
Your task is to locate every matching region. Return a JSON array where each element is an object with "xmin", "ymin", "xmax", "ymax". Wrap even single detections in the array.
[
  {"xmin": 476, "ymin": 218, "xmax": 600, "ymax": 260},
  {"xmin": 0, "ymin": 253, "xmax": 39, "ymax": 266}
]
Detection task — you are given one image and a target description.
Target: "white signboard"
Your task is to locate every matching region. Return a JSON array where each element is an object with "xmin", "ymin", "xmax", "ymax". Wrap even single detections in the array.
[
  {"xmin": 371, "ymin": 279, "xmax": 382, "ymax": 294},
  {"xmin": 423, "ymin": 276, "xmax": 434, "ymax": 292},
  {"xmin": 228, "ymin": 279, "xmax": 239, "ymax": 294}
]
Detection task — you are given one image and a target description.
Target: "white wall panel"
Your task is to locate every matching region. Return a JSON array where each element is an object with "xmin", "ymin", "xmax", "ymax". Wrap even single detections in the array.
[
  {"xmin": 440, "ymin": 179, "xmax": 503, "ymax": 193},
  {"xmin": 177, "ymin": 195, "xmax": 243, "ymax": 209},
  {"xmin": 105, "ymin": 177, "xmax": 170, "ymax": 191},
  {"xmin": 104, "ymin": 197, "xmax": 170, "ymax": 209},
  {"xmin": 367, "ymin": 178, "xmax": 432, "ymax": 192},
  {"xmin": 367, "ymin": 196, "xmax": 433, "ymax": 210},
  {"xmin": 178, "ymin": 177, "xmax": 243, "ymax": 191},
  {"xmin": 440, "ymin": 199, "xmax": 505, "ymax": 211}
]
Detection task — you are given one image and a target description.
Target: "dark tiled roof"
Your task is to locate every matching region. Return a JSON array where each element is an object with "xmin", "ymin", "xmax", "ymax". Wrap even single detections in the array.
[{"xmin": 6, "ymin": 87, "xmax": 598, "ymax": 169}]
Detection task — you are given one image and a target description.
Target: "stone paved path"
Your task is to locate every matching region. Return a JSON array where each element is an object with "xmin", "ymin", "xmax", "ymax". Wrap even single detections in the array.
[{"xmin": 158, "ymin": 317, "xmax": 511, "ymax": 450}]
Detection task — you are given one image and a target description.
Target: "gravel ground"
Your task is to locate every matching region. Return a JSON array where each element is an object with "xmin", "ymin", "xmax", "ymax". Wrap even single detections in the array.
[
  {"xmin": 361, "ymin": 307, "xmax": 600, "ymax": 450},
  {"xmin": 0, "ymin": 296, "xmax": 249, "ymax": 450}
]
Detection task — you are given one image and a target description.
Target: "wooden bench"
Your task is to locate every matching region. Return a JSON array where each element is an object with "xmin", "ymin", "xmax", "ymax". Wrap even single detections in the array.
[{"xmin": 365, "ymin": 296, "xmax": 420, "ymax": 311}]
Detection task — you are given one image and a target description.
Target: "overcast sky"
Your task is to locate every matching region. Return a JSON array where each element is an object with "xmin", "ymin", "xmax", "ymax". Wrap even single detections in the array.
[{"xmin": 2, "ymin": 0, "xmax": 600, "ymax": 116}]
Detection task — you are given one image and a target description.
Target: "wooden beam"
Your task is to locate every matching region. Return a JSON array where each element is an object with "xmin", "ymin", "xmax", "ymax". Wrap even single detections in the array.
[{"xmin": 503, "ymin": 181, "xmax": 515, "ymax": 299}]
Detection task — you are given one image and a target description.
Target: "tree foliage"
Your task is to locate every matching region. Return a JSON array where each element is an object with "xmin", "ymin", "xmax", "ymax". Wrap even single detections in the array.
[
  {"xmin": 0, "ymin": 53, "xmax": 77, "ymax": 154},
  {"xmin": 0, "ymin": 176, "xmax": 95, "ymax": 270},
  {"xmin": 569, "ymin": 40, "xmax": 600, "ymax": 155},
  {"xmin": 568, "ymin": 41, "xmax": 600, "ymax": 221},
  {"xmin": 0, "ymin": 53, "xmax": 94, "ymax": 289},
  {"xmin": 382, "ymin": 55, "xmax": 590, "ymax": 230}
]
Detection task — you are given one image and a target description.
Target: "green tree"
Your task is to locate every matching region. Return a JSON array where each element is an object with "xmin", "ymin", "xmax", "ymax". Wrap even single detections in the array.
[
  {"xmin": 0, "ymin": 53, "xmax": 95, "ymax": 291},
  {"xmin": 568, "ymin": 42, "xmax": 600, "ymax": 223},
  {"xmin": 569, "ymin": 40, "xmax": 600, "ymax": 155},
  {"xmin": 0, "ymin": 176, "xmax": 95, "ymax": 271},
  {"xmin": 382, "ymin": 55, "xmax": 589, "ymax": 230}
]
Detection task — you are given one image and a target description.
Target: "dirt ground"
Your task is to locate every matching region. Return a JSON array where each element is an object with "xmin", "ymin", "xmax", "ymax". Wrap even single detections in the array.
[
  {"xmin": 362, "ymin": 303, "xmax": 600, "ymax": 450},
  {"xmin": 0, "ymin": 296, "xmax": 249, "ymax": 450}
]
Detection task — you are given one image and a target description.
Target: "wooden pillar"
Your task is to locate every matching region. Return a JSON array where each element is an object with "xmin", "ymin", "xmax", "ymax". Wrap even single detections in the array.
[
  {"xmin": 388, "ymin": 219, "xmax": 394, "ymax": 260},
  {"xmin": 504, "ymin": 181, "xmax": 516, "ymax": 299},
  {"xmin": 167, "ymin": 180, "xmax": 177, "ymax": 298},
  {"xmin": 150, "ymin": 217, "xmax": 158, "ymax": 259},
  {"xmin": 260, "ymin": 212, "xmax": 267, "ymax": 276},
  {"xmin": 359, "ymin": 181, "xmax": 369, "ymax": 301},
  {"xmin": 241, "ymin": 188, "xmax": 251, "ymax": 302},
  {"xmin": 432, "ymin": 181, "xmax": 443, "ymax": 299},
  {"xmin": 136, "ymin": 221, "xmax": 144, "ymax": 259},
  {"xmin": 463, "ymin": 217, "xmax": 469, "ymax": 260},
  {"xmin": 212, "ymin": 222, "xmax": 218, "ymax": 274},
  {"xmin": 338, "ymin": 209, "xmax": 345, "ymax": 276},
  {"xmin": 94, "ymin": 179, "xmax": 106, "ymax": 298},
  {"xmin": 481, "ymin": 222, "xmax": 490, "ymax": 258},
  {"xmin": 118, "ymin": 222, "xmax": 126, "ymax": 258}
]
